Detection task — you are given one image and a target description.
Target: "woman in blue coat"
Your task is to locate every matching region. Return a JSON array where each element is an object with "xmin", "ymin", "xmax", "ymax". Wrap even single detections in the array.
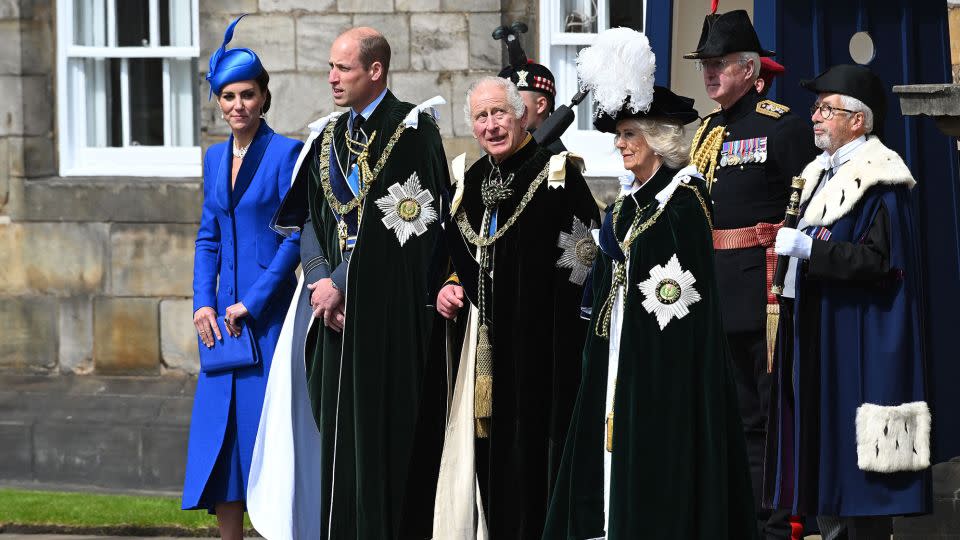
[{"xmin": 182, "ymin": 16, "xmax": 302, "ymax": 539}]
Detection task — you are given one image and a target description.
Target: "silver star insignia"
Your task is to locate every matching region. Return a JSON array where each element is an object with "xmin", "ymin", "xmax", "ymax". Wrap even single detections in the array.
[{"xmin": 556, "ymin": 216, "xmax": 597, "ymax": 286}]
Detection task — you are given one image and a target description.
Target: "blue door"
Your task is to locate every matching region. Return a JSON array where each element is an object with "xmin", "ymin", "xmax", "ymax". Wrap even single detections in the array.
[{"xmin": 756, "ymin": 0, "xmax": 960, "ymax": 462}]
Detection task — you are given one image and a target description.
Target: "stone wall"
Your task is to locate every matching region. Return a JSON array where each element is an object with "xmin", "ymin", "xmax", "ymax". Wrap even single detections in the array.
[{"xmin": 0, "ymin": 0, "xmax": 537, "ymax": 379}]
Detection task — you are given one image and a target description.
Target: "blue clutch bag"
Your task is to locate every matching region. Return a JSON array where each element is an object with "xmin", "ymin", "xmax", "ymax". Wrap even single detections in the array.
[{"xmin": 198, "ymin": 317, "xmax": 261, "ymax": 374}]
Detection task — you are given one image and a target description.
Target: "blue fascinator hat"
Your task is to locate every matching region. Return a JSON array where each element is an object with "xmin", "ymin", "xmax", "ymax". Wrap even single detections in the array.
[{"xmin": 206, "ymin": 14, "xmax": 263, "ymax": 100}]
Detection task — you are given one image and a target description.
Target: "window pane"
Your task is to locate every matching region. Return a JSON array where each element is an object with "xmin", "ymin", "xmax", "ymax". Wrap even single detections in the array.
[
  {"xmin": 159, "ymin": 0, "xmax": 194, "ymax": 46},
  {"xmin": 116, "ymin": 0, "xmax": 150, "ymax": 46},
  {"xmin": 128, "ymin": 58, "xmax": 165, "ymax": 146},
  {"xmin": 168, "ymin": 58, "xmax": 198, "ymax": 146},
  {"xmin": 561, "ymin": 0, "xmax": 597, "ymax": 33},
  {"xmin": 73, "ymin": 0, "xmax": 107, "ymax": 46},
  {"xmin": 610, "ymin": 0, "xmax": 644, "ymax": 31}
]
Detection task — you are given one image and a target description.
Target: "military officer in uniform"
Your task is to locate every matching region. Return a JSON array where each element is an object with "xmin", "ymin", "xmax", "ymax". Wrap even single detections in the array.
[
  {"xmin": 499, "ymin": 62, "xmax": 566, "ymax": 153},
  {"xmin": 685, "ymin": 9, "xmax": 819, "ymax": 539}
]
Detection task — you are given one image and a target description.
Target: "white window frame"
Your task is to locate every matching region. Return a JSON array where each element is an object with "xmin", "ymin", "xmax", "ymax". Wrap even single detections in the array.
[
  {"xmin": 539, "ymin": 0, "xmax": 646, "ymax": 179},
  {"xmin": 56, "ymin": 0, "xmax": 201, "ymax": 177}
]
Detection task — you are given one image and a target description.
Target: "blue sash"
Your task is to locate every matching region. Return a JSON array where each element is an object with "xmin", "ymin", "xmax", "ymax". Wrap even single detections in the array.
[{"xmin": 328, "ymin": 139, "xmax": 360, "ymax": 250}]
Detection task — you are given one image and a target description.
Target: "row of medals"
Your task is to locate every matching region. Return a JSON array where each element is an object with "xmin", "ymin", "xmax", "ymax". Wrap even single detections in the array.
[{"xmin": 718, "ymin": 137, "xmax": 768, "ymax": 168}]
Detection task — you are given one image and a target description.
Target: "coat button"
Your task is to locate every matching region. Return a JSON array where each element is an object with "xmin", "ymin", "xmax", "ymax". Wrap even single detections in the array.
[
  {"xmin": 227, "ymin": 286, "xmax": 233, "ymax": 295},
  {"xmin": 227, "ymin": 260, "xmax": 234, "ymax": 270}
]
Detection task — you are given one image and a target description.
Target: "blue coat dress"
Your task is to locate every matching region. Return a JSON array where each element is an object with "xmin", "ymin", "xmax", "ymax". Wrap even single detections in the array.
[{"xmin": 182, "ymin": 121, "xmax": 302, "ymax": 511}]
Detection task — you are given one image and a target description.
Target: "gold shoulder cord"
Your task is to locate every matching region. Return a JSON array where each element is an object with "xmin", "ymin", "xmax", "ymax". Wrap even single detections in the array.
[
  {"xmin": 689, "ymin": 119, "xmax": 725, "ymax": 192},
  {"xmin": 319, "ymin": 120, "xmax": 409, "ymax": 217}
]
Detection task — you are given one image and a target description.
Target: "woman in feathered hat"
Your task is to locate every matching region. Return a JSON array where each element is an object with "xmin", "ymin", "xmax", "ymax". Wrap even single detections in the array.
[
  {"xmin": 181, "ymin": 14, "xmax": 302, "ymax": 538},
  {"xmin": 543, "ymin": 28, "xmax": 758, "ymax": 539}
]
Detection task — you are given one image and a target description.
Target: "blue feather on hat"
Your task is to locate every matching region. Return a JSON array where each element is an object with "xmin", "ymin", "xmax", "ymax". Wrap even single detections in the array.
[{"xmin": 206, "ymin": 14, "xmax": 263, "ymax": 100}]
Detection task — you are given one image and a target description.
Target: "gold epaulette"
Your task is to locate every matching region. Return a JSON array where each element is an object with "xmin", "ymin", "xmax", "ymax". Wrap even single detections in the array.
[{"xmin": 757, "ymin": 99, "xmax": 790, "ymax": 119}]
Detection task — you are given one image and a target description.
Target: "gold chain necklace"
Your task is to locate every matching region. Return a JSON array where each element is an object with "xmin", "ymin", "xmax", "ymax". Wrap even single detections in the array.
[
  {"xmin": 318, "ymin": 119, "xmax": 408, "ymax": 216},
  {"xmin": 594, "ymin": 182, "xmax": 711, "ymax": 338},
  {"xmin": 454, "ymin": 160, "xmax": 550, "ymax": 247}
]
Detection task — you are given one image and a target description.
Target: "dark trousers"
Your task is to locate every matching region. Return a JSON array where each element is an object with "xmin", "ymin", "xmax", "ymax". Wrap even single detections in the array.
[
  {"xmin": 728, "ymin": 330, "xmax": 791, "ymax": 539},
  {"xmin": 817, "ymin": 516, "xmax": 892, "ymax": 540}
]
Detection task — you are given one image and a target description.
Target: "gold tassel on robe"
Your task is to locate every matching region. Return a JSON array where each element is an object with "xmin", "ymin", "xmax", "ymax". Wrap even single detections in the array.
[
  {"xmin": 475, "ymin": 323, "xmax": 493, "ymax": 438},
  {"xmin": 766, "ymin": 303, "xmax": 779, "ymax": 374}
]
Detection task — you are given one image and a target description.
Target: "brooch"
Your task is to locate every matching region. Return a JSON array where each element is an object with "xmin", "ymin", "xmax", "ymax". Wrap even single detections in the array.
[
  {"xmin": 556, "ymin": 216, "xmax": 597, "ymax": 286},
  {"xmin": 637, "ymin": 254, "xmax": 701, "ymax": 330},
  {"xmin": 376, "ymin": 172, "xmax": 438, "ymax": 246}
]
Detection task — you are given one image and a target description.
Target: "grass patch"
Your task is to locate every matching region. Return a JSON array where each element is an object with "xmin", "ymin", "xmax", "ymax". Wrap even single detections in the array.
[{"xmin": 0, "ymin": 488, "xmax": 252, "ymax": 532}]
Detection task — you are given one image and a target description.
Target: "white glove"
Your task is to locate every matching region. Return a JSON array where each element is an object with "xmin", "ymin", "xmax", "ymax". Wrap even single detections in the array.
[{"xmin": 775, "ymin": 228, "xmax": 813, "ymax": 260}]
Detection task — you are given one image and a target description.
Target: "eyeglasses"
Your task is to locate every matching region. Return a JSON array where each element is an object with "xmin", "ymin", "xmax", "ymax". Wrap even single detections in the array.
[
  {"xmin": 810, "ymin": 102, "xmax": 857, "ymax": 120},
  {"xmin": 694, "ymin": 58, "xmax": 734, "ymax": 72}
]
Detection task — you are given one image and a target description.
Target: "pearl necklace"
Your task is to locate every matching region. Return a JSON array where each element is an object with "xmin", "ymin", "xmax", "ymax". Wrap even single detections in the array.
[{"xmin": 232, "ymin": 140, "xmax": 249, "ymax": 159}]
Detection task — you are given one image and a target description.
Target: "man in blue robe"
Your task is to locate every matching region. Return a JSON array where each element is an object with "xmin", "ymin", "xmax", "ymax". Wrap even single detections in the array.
[{"xmin": 768, "ymin": 64, "xmax": 930, "ymax": 539}]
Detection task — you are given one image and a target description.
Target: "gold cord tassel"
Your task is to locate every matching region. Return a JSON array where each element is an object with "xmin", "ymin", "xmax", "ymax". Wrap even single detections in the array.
[
  {"xmin": 475, "ymin": 323, "xmax": 493, "ymax": 439},
  {"xmin": 766, "ymin": 303, "xmax": 779, "ymax": 374}
]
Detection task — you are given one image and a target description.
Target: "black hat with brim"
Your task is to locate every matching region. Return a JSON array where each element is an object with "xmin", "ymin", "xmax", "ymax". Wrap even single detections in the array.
[
  {"xmin": 683, "ymin": 10, "xmax": 775, "ymax": 59},
  {"xmin": 801, "ymin": 64, "xmax": 887, "ymax": 133},
  {"xmin": 594, "ymin": 86, "xmax": 700, "ymax": 133}
]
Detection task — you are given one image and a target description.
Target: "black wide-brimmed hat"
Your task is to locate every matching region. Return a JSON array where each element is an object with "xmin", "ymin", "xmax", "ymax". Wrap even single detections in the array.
[
  {"xmin": 801, "ymin": 64, "xmax": 887, "ymax": 133},
  {"xmin": 683, "ymin": 10, "xmax": 775, "ymax": 60},
  {"xmin": 594, "ymin": 86, "xmax": 700, "ymax": 133},
  {"xmin": 499, "ymin": 61, "xmax": 556, "ymax": 100}
]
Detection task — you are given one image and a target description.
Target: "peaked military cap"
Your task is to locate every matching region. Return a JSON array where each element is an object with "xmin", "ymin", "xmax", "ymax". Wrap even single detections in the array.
[{"xmin": 684, "ymin": 10, "xmax": 775, "ymax": 60}]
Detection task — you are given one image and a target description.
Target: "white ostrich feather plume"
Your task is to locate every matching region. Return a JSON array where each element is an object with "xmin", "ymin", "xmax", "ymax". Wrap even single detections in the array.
[{"xmin": 576, "ymin": 27, "xmax": 656, "ymax": 117}]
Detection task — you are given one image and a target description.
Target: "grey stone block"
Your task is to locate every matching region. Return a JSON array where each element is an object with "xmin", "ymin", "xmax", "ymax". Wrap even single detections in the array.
[
  {"xmin": 93, "ymin": 297, "xmax": 161, "ymax": 375},
  {"xmin": 0, "ymin": 296, "xmax": 57, "ymax": 372},
  {"xmin": 468, "ymin": 13, "xmax": 502, "ymax": 70},
  {"xmin": 396, "ymin": 0, "xmax": 438, "ymax": 11},
  {"xmin": 59, "ymin": 296, "xmax": 94, "ymax": 375},
  {"xmin": 19, "ymin": 16, "xmax": 53, "ymax": 76},
  {"xmin": 260, "ymin": 0, "xmax": 334, "ymax": 11},
  {"xmin": 160, "ymin": 299, "xmax": 200, "ymax": 375},
  {"xmin": 389, "ymin": 71, "xmax": 453, "ymax": 136},
  {"xmin": 442, "ymin": 0, "xmax": 498, "ymax": 9},
  {"xmin": 267, "ymin": 72, "xmax": 335, "ymax": 135},
  {"xmin": 295, "ymin": 14, "xmax": 353, "ymax": 72},
  {"xmin": 21, "ymin": 75, "xmax": 52, "ymax": 137},
  {"xmin": 0, "ymin": 76, "xmax": 24, "ymax": 136},
  {"xmin": 109, "ymin": 223, "xmax": 195, "ymax": 297},
  {"xmin": 0, "ymin": 222, "xmax": 108, "ymax": 294},
  {"xmin": 230, "ymin": 15, "xmax": 297, "ymax": 72},
  {"xmin": 0, "ymin": 422, "xmax": 33, "ymax": 481},
  {"xmin": 353, "ymin": 13, "xmax": 410, "ymax": 71},
  {"xmin": 141, "ymin": 426, "xmax": 189, "ymax": 490},
  {"xmin": 0, "ymin": 137, "xmax": 9, "ymax": 209},
  {"xmin": 22, "ymin": 135, "xmax": 55, "ymax": 177},
  {"xmin": 0, "ymin": 0, "xmax": 19, "ymax": 18},
  {"xmin": 337, "ymin": 0, "xmax": 394, "ymax": 13},
  {"xmin": 158, "ymin": 395, "xmax": 196, "ymax": 426},
  {"xmin": 6, "ymin": 135, "xmax": 22, "ymax": 177},
  {"xmin": 410, "ymin": 14, "xmax": 467, "ymax": 71},
  {"xmin": 16, "ymin": 179, "xmax": 202, "ymax": 223},
  {"xmin": 200, "ymin": 0, "xmax": 258, "ymax": 14},
  {"xmin": 33, "ymin": 422, "xmax": 141, "ymax": 488},
  {"xmin": 0, "ymin": 20, "xmax": 21, "ymax": 75}
]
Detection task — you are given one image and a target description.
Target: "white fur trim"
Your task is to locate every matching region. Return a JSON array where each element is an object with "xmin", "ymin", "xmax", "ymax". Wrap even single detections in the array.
[
  {"xmin": 799, "ymin": 136, "xmax": 915, "ymax": 227},
  {"xmin": 855, "ymin": 401, "xmax": 931, "ymax": 473}
]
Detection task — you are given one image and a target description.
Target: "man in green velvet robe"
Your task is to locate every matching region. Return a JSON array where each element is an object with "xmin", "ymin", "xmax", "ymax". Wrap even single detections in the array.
[
  {"xmin": 274, "ymin": 27, "xmax": 450, "ymax": 539},
  {"xmin": 433, "ymin": 76, "xmax": 600, "ymax": 539}
]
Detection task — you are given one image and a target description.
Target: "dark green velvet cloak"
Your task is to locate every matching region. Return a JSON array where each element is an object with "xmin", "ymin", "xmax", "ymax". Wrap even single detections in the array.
[
  {"xmin": 445, "ymin": 139, "xmax": 600, "ymax": 539},
  {"xmin": 305, "ymin": 91, "xmax": 449, "ymax": 539},
  {"xmin": 542, "ymin": 167, "xmax": 758, "ymax": 540}
]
